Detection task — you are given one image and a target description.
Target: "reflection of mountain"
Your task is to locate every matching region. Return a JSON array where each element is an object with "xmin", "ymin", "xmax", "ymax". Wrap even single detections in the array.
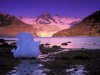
[
  {"xmin": 53, "ymin": 10, "xmax": 100, "ymax": 36},
  {"xmin": 0, "ymin": 12, "xmax": 37, "ymax": 37}
]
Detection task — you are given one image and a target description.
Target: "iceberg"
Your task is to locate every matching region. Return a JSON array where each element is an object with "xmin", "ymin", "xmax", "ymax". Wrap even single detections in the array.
[{"xmin": 12, "ymin": 32, "xmax": 41, "ymax": 58}]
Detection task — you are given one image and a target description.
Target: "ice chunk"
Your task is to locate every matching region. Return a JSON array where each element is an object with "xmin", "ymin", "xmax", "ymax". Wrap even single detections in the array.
[{"xmin": 12, "ymin": 32, "xmax": 41, "ymax": 58}]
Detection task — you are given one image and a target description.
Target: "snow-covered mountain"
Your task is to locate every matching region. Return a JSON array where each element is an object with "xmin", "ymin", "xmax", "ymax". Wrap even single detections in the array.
[
  {"xmin": 36, "ymin": 12, "xmax": 57, "ymax": 24},
  {"xmin": 18, "ymin": 12, "xmax": 81, "ymax": 37},
  {"xmin": 18, "ymin": 16, "xmax": 36, "ymax": 24},
  {"xmin": 53, "ymin": 15, "xmax": 81, "ymax": 25},
  {"xmin": 53, "ymin": 10, "xmax": 100, "ymax": 36},
  {"xmin": 19, "ymin": 12, "xmax": 81, "ymax": 26},
  {"xmin": 0, "ymin": 11, "xmax": 81, "ymax": 37}
]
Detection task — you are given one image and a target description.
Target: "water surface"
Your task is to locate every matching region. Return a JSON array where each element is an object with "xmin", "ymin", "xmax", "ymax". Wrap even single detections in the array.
[{"xmin": 3, "ymin": 36, "xmax": 100, "ymax": 49}]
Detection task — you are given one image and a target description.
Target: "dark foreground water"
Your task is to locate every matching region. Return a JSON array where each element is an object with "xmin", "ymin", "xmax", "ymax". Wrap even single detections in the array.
[
  {"xmin": 5, "ymin": 59, "xmax": 46, "ymax": 75},
  {"xmin": 4, "ymin": 60, "xmax": 87, "ymax": 75},
  {"xmin": 0, "ymin": 49, "xmax": 100, "ymax": 75}
]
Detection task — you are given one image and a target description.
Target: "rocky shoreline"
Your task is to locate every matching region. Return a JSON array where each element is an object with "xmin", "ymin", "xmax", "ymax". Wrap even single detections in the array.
[{"xmin": 0, "ymin": 40, "xmax": 100, "ymax": 75}]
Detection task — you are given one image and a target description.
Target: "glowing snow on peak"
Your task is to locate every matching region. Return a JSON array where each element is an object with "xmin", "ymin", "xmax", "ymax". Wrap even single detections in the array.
[
  {"xmin": 18, "ymin": 17, "xmax": 36, "ymax": 24},
  {"xmin": 18, "ymin": 16, "xmax": 81, "ymax": 25}
]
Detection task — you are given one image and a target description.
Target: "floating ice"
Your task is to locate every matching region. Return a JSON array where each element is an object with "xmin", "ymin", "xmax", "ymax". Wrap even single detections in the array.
[{"xmin": 12, "ymin": 32, "xmax": 41, "ymax": 58}]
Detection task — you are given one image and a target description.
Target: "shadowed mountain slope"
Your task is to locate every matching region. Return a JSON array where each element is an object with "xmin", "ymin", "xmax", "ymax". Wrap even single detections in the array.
[
  {"xmin": 0, "ymin": 12, "xmax": 37, "ymax": 37},
  {"xmin": 53, "ymin": 10, "xmax": 100, "ymax": 36}
]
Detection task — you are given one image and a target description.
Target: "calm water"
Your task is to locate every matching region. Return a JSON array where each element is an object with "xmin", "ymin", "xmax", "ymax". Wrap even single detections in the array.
[{"xmin": 3, "ymin": 36, "xmax": 100, "ymax": 49}]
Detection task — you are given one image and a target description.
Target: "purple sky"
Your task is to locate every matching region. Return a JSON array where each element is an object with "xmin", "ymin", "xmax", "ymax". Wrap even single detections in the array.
[{"xmin": 0, "ymin": 0, "xmax": 100, "ymax": 18}]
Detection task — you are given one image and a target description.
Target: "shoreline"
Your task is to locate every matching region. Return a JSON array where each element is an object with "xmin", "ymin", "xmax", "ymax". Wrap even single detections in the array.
[{"xmin": 0, "ymin": 46, "xmax": 100, "ymax": 75}]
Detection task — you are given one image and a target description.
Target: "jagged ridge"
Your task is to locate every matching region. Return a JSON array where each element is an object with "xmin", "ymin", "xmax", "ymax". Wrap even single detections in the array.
[
  {"xmin": 36, "ymin": 12, "xmax": 56, "ymax": 24},
  {"xmin": 53, "ymin": 10, "xmax": 100, "ymax": 36}
]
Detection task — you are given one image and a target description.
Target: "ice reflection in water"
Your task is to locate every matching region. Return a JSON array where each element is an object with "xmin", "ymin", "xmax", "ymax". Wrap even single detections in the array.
[
  {"xmin": 7, "ymin": 59, "xmax": 46, "ymax": 75},
  {"xmin": 66, "ymin": 65, "xmax": 88, "ymax": 75}
]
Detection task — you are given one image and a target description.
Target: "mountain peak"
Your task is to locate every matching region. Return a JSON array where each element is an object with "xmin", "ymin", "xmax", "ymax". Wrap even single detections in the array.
[
  {"xmin": 36, "ymin": 12, "xmax": 56, "ymax": 24},
  {"xmin": 42, "ymin": 12, "xmax": 51, "ymax": 16}
]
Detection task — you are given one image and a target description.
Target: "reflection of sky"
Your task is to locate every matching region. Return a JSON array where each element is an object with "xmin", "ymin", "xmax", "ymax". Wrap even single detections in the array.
[
  {"xmin": 0, "ymin": 0, "xmax": 100, "ymax": 18},
  {"xmin": 3, "ymin": 37, "xmax": 100, "ymax": 49},
  {"xmin": 34, "ymin": 37, "xmax": 100, "ymax": 49},
  {"xmin": 17, "ymin": 60, "xmax": 39, "ymax": 75},
  {"xmin": 8, "ymin": 60, "xmax": 46, "ymax": 75}
]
